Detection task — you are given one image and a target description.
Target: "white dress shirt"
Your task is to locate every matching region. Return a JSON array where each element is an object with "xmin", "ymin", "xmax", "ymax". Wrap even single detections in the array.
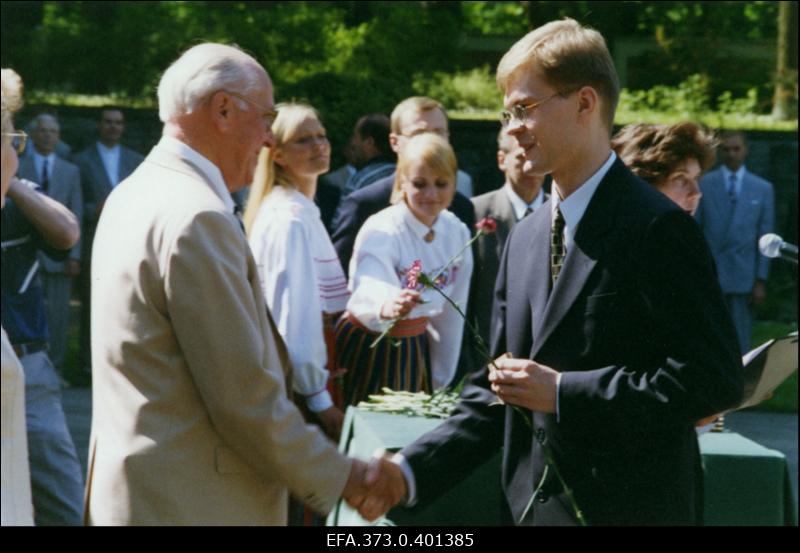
[
  {"xmin": 249, "ymin": 185, "xmax": 350, "ymax": 413},
  {"xmin": 32, "ymin": 151, "xmax": 57, "ymax": 187},
  {"xmin": 721, "ymin": 165, "xmax": 746, "ymax": 198},
  {"xmin": 348, "ymin": 201, "xmax": 473, "ymax": 390},
  {"xmin": 96, "ymin": 142, "xmax": 122, "ymax": 188},
  {"xmin": 504, "ymin": 185, "xmax": 545, "ymax": 221}
]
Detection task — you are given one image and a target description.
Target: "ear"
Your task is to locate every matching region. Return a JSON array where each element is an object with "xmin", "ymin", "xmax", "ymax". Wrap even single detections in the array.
[
  {"xmin": 389, "ymin": 133, "xmax": 401, "ymax": 154},
  {"xmin": 273, "ymin": 147, "xmax": 287, "ymax": 167},
  {"xmin": 209, "ymin": 91, "xmax": 233, "ymax": 132},
  {"xmin": 497, "ymin": 149, "xmax": 506, "ymax": 172},
  {"xmin": 576, "ymin": 86, "xmax": 599, "ymax": 123}
]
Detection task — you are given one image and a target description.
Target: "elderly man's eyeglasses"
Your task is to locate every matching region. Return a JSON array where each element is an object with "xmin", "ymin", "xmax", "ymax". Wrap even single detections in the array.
[
  {"xmin": 225, "ymin": 90, "xmax": 279, "ymax": 127},
  {"xmin": 500, "ymin": 89, "xmax": 578, "ymax": 128},
  {"xmin": 3, "ymin": 131, "xmax": 28, "ymax": 154}
]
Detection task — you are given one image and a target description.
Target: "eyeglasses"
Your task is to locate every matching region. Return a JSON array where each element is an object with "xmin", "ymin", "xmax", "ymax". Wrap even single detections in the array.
[
  {"xmin": 224, "ymin": 90, "xmax": 279, "ymax": 127},
  {"xmin": 3, "ymin": 131, "xmax": 28, "ymax": 154},
  {"xmin": 500, "ymin": 89, "xmax": 578, "ymax": 128}
]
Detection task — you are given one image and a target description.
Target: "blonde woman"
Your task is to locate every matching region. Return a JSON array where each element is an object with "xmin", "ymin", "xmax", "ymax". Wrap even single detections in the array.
[
  {"xmin": 244, "ymin": 103, "xmax": 348, "ymax": 443},
  {"xmin": 2, "ymin": 67, "xmax": 34, "ymax": 526},
  {"xmin": 335, "ymin": 133, "xmax": 473, "ymax": 406}
]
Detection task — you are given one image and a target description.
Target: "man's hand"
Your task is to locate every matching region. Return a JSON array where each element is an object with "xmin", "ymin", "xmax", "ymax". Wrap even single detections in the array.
[
  {"xmin": 342, "ymin": 459, "xmax": 370, "ymax": 510},
  {"xmin": 357, "ymin": 451, "xmax": 408, "ymax": 522},
  {"xmin": 751, "ymin": 280, "xmax": 767, "ymax": 307},
  {"xmin": 315, "ymin": 406, "xmax": 344, "ymax": 443},
  {"xmin": 66, "ymin": 259, "xmax": 81, "ymax": 277},
  {"xmin": 488, "ymin": 356, "xmax": 559, "ymax": 413}
]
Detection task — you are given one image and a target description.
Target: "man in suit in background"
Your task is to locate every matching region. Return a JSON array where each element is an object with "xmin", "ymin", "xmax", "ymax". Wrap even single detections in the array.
[
  {"xmin": 73, "ymin": 107, "xmax": 144, "ymax": 379},
  {"xmin": 85, "ymin": 43, "xmax": 380, "ymax": 525},
  {"xmin": 469, "ymin": 128, "xmax": 547, "ymax": 355},
  {"xmin": 359, "ymin": 18, "xmax": 742, "ymax": 526},
  {"xmin": 695, "ymin": 131, "xmax": 775, "ymax": 354},
  {"xmin": 342, "ymin": 114, "xmax": 396, "ymax": 195},
  {"xmin": 16, "ymin": 114, "xmax": 83, "ymax": 381},
  {"xmin": 331, "ymin": 96, "xmax": 476, "ymax": 277}
]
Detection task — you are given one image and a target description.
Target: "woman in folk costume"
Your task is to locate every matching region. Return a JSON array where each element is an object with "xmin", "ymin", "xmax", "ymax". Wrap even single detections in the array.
[
  {"xmin": 244, "ymin": 104, "xmax": 348, "ymax": 438},
  {"xmin": 336, "ymin": 133, "xmax": 473, "ymax": 406}
]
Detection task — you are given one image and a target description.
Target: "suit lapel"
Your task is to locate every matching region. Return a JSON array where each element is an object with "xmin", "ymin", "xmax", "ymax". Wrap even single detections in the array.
[
  {"xmin": 18, "ymin": 155, "xmax": 36, "ymax": 183},
  {"xmin": 531, "ymin": 161, "xmax": 622, "ymax": 358},
  {"xmin": 525, "ymin": 200, "xmax": 552, "ymax": 351},
  {"xmin": 89, "ymin": 146, "xmax": 113, "ymax": 192}
]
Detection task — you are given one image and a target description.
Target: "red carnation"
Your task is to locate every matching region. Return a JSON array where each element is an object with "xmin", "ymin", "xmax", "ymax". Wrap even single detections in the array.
[
  {"xmin": 476, "ymin": 217, "xmax": 498, "ymax": 235},
  {"xmin": 406, "ymin": 259, "xmax": 422, "ymax": 290}
]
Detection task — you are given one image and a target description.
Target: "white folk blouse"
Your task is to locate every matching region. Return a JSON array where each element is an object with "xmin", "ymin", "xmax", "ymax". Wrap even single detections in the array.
[
  {"xmin": 347, "ymin": 201, "xmax": 473, "ymax": 389},
  {"xmin": 249, "ymin": 185, "xmax": 350, "ymax": 412}
]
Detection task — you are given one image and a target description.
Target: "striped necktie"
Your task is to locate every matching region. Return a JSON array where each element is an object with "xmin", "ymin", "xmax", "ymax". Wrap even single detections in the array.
[{"xmin": 551, "ymin": 205, "xmax": 566, "ymax": 285}]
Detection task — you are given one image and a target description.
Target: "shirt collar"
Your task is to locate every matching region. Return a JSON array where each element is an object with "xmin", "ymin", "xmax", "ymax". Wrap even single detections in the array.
[
  {"xmin": 33, "ymin": 150, "xmax": 56, "ymax": 167},
  {"xmin": 504, "ymin": 184, "xmax": 544, "ymax": 220},
  {"xmin": 398, "ymin": 200, "xmax": 441, "ymax": 241},
  {"xmin": 96, "ymin": 142, "xmax": 120, "ymax": 155},
  {"xmin": 722, "ymin": 165, "xmax": 746, "ymax": 182},
  {"xmin": 553, "ymin": 151, "xmax": 616, "ymax": 247},
  {"xmin": 157, "ymin": 136, "xmax": 234, "ymax": 213},
  {"xmin": 272, "ymin": 184, "xmax": 321, "ymax": 219}
]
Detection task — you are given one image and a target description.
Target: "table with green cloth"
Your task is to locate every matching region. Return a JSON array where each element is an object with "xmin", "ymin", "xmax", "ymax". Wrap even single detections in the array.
[{"xmin": 327, "ymin": 407, "xmax": 796, "ymax": 526}]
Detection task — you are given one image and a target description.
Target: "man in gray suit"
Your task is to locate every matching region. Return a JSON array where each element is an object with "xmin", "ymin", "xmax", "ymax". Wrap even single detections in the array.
[
  {"xmin": 468, "ymin": 128, "xmax": 547, "ymax": 359},
  {"xmin": 696, "ymin": 131, "xmax": 775, "ymax": 353},
  {"xmin": 17, "ymin": 114, "xmax": 83, "ymax": 379},
  {"xmin": 73, "ymin": 107, "xmax": 144, "ymax": 378}
]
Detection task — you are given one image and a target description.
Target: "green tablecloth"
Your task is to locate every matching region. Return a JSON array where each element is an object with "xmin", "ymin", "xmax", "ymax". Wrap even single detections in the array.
[
  {"xmin": 698, "ymin": 431, "xmax": 797, "ymax": 526},
  {"xmin": 328, "ymin": 407, "xmax": 796, "ymax": 526}
]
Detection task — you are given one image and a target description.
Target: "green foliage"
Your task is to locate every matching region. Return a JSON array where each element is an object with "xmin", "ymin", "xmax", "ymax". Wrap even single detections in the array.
[{"xmin": 412, "ymin": 66, "xmax": 503, "ymax": 114}]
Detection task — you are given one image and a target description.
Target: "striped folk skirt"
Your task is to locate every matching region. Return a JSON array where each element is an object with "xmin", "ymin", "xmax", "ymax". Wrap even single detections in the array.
[{"xmin": 334, "ymin": 312, "xmax": 432, "ymax": 406}]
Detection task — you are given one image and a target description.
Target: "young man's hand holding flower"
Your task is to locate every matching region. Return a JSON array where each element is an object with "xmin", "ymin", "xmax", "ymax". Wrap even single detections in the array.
[{"xmin": 488, "ymin": 357, "xmax": 560, "ymax": 414}]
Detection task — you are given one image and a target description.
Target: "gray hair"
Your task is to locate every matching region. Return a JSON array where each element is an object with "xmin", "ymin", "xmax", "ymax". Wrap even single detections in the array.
[
  {"xmin": 157, "ymin": 43, "xmax": 266, "ymax": 123},
  {"xmin": 32, "ymin": 113, "xmax": 59, "ymax": 130}
]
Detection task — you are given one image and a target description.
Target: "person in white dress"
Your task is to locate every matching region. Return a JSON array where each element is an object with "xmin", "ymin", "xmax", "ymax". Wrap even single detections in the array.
[
  {"xmin": 335, "ymin": 133, "xmax": 473, "ymax": 406},
  {"xmin": 244, "ymin": 103, "xmax": 348, "ymax": 443},
  {"xmin": 2, "ymin": 67, "xmax": 34, "ymax": 526}
]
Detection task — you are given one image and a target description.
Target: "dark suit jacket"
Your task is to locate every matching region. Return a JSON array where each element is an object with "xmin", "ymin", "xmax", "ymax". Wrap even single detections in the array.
[
  {"xmin": 469, "ymin": 188, "xmax": 549, "ymax": 351},
  {"xmin": 401, "ymin": 159, "xmax": 743, "ymax": 525},
  {"xmin": 315, "ymin": 178, "xmax": 342, "ymax": 236},
  {"xmin": 331, "ymin": 174, "xmax": 476, "ymax": 276}
]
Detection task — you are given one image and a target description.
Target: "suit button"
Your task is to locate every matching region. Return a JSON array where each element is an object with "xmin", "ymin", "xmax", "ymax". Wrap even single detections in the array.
[
  {"xmin": 537, "ymin": 492, "xmax": 549, "ymax": 503},
  {"xmin": 536, "ymin": 428, "xmax": 546, "ymax": 444}
]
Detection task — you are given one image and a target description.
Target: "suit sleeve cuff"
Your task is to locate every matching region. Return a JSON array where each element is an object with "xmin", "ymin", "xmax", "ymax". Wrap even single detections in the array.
[
  {"xmin": 556, "ymin": 372, "xmax": 562, "ymax": 422},
  {"xmin": 389, "ymin": 452, "xmax": 417, "ymax": 507}
]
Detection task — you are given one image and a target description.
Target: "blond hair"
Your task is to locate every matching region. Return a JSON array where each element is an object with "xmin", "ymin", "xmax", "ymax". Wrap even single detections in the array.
[
  {"xmin": 1, "ymin": 68, "xmax": 23, "ymax": 136},
  {"xmin": 243, "ymin": 103, "xmax": 323, "ymax": 234},
  {"xmin": 496, "ymin": 18, "xmax": 620, "ymax": 132},
  {"xmin": 390, "ymin": 96, "xmax": 447, "ymax": 135},
  {"xmin": 390, "ymin": 133, "xmax": 457, "ymax": 204}
]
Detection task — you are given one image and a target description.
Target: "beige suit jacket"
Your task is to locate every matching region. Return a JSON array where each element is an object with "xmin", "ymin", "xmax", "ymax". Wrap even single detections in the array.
[{"xmin": 85, "ymin": 143, "xmax": 352, "ymax": 525}]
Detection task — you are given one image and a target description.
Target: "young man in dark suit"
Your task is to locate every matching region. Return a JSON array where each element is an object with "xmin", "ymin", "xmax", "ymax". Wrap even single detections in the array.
[{"xmin": 359, "ymin": 18, "xmax": 743, "ymax": 526}]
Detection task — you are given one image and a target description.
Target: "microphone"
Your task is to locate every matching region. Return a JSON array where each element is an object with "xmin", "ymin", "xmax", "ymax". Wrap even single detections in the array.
[{"xmin": 759, "ymin": 234, "xmax": 798, "ymax": 264}]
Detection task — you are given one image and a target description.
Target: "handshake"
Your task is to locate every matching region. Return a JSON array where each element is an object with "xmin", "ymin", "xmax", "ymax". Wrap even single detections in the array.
[{"xmin": 341, "ymin": 450, "xmax": 410, "ymax": 522}]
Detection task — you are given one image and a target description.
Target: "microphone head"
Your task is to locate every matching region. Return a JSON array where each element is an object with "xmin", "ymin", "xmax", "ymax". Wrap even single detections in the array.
[{"xmin": 759, "ymin": 233, "xmax": 783, "ymax": 258}]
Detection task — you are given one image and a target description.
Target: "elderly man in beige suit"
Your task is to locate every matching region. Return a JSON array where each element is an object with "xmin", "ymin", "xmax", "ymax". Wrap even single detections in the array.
[{"xmin": 85, "ymin": 43, "xmax": 378, "ymax": 525}]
